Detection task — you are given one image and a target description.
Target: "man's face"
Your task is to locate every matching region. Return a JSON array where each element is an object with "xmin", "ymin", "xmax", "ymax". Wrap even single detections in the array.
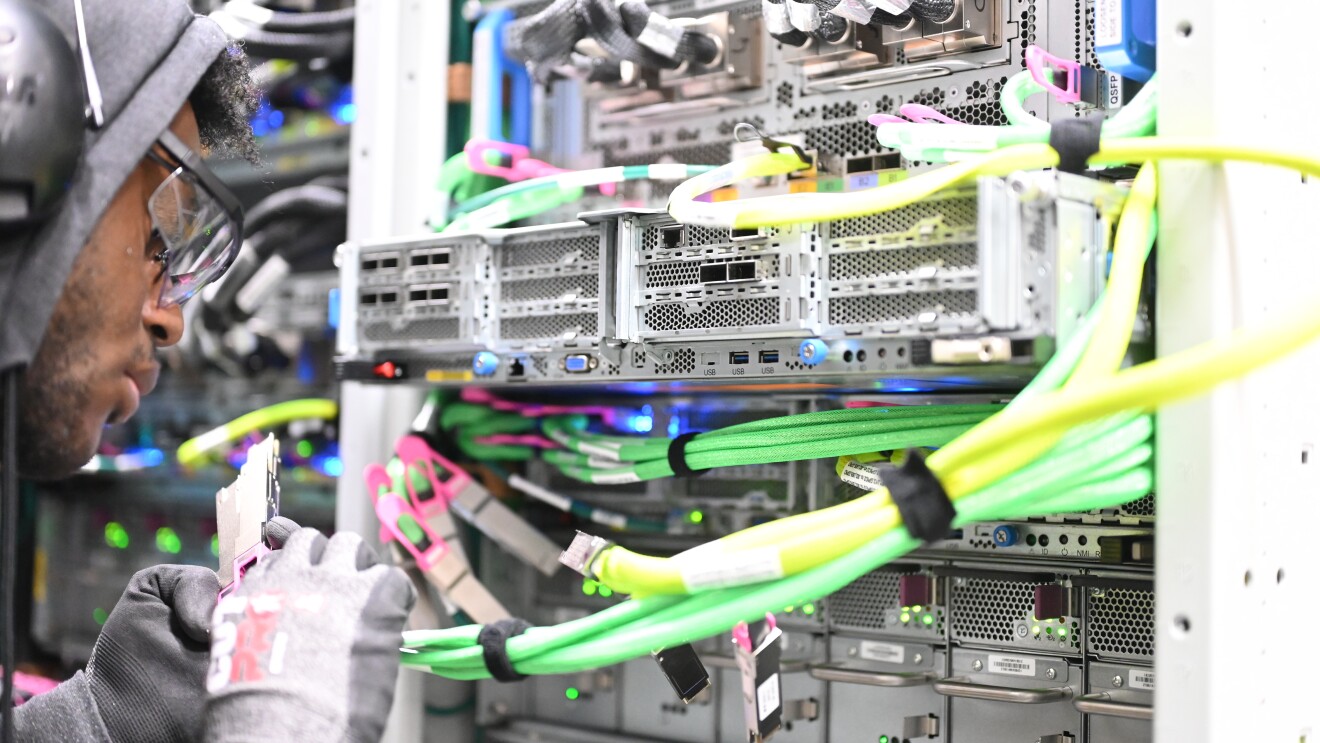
[{"xmin": 16, "ymin": 104, "xmax": 203, "ymax": 478}]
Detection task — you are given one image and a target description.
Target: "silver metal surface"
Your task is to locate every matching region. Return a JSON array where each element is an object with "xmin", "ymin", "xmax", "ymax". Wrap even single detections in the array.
[
  {"xmin": 934, "ymin": 678, "xmax": 1073, "ymax": 704},
  {"xmin": 808, "ymin": 665, "xmax": 937, "ymax": 687},
  {"xmin": 1074, "ymin": 693, "xmax": 1154, "ymax": 721}
]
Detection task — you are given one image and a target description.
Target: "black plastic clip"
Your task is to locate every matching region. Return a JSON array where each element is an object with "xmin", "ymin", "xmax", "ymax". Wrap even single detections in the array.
[
  {"xmin": 732, "ymin": 122, "xmax": 811, "ymax": 168},
  {"xmin": 668, "ymin": 431, "xmax": 711, "ymax": 478},
  {"xmin": 1048, "ymin": 112, "xmax": 1104, "ymax": 176},
  {"xmin": 478, "ymin": 617, "xmax": 534, "ymax": 682},
  {"xmin": 879, "ymin": 449, "xmax": 956, "ymax": 543}
]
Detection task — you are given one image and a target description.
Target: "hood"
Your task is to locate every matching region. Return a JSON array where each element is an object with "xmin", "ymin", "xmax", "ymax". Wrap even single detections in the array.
[{"xmin": 0, "ymin": 0, "xmax": 228, "ymax": 373}]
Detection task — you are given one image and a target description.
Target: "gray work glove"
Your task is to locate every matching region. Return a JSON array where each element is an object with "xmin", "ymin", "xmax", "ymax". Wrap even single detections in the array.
[
  {"xmin": 204, "ymin": 527, "xmax": 416, "ymax": 742},
  {"xmin": 16, "ymin": 518, "xmax": 304, "ymax": 742},
  {"xmin": 16, "ymin": 564, "xmax": 222, "ymax": 743}
]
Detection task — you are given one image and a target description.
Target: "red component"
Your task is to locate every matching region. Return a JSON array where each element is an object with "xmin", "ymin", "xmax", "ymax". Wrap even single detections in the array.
[
  {"xmin": 373, "ymin": 361, "xmax": 402, "ymax": 379},
  {"xmin": 1034, "ymin": 584, "xmax": 1066, "ymax": 621},
  {"xmin": 898, "ymin": 574, "xmax": 932, "ymax": 607}
]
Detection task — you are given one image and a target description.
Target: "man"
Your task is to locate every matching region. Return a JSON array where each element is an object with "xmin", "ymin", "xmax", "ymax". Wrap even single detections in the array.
[{"xmin": 0, "ymin": 1, "xmax": 414, "ymax": 741}]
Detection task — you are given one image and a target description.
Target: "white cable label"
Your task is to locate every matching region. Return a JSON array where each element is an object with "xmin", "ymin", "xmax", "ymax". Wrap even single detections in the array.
[
  {"xmin": 987, "ymin": 654, "xmax": 1036, "ymax": 677},
  {"xmin": 761, "ymin": 0, "xmax": 795, "ymax": 34},
  {"xmin": 786, "ymin": 0, "xmax": 820, "ymax": 32},
  {"xmin": 678, "ymin": 547, "xmax": 784, "ymax": 591},
  {"xmin": 591, "ymin": 471, "xmax": 643, "ymax": 485},
  {"xmin": 560, "ymin": 167, "xmax": 623, "ymax": 188},
  {"xmin": 829, "ymin": 0, "xmax": 874, "ymax": 24},
  {"xmin": 648, "ymin": 163, "xmax": 692, "ymax": 180},
  {"xmin": 858, "ymin": 640, "xmax": 905, "ymax": 664},
  {"xmin": 592, "ymin": 510, "xmax": 630, "ymax": 530},
  {"xmin": 756, "ymin": 673, "xmax": 781, "ymax": 721},
  {"xmin": 1129, "ymin": 669, "xmax": 1155, "ymax": 691},
  {"xmin": 839, "ymin": 460, "xmax": 886, "ymax": 491},
  {"xmin": 1094, "ymin": 0, "xmax": 1123, "ymax": 47},
  {"xmin": 636, "ymin": 13, "xmax": 685, "ymax": 59}
]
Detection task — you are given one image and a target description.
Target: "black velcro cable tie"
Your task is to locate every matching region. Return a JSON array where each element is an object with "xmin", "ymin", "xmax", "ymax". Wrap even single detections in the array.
[
  {"xmin": 478, "ymin": 617, "xmax": 534, "ymax": 682},
  {"xmin": 1048, "ymin": 113, "xmax": 1104, "ymax": 176},
  {"xmin": 667, "ymin": 431, "xmax": 711, "ymax": 478},
  {"xmin": 879, "ymin": 449, "xmax": 956, "ymax": 543}
]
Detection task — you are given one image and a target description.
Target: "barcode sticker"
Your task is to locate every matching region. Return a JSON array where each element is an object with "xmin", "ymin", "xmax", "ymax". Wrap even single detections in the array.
[
  {"xmin": 859, "ymin": 641, "xmax": 905, "ymax": 664},
  {"xmin": 987, "ymin": 654, "xmax": 1037, "ymax": 677},
  {"xmin": 1129, "ymin": 669, "xmax": 1155, "ymax": 690},
  {"xmin": 756, "ymin": 673, "xmax": 781, "ymax": 721},
  {"xmin": 840, "ymin": 460, "xmax": 885, "ymax": 491}
]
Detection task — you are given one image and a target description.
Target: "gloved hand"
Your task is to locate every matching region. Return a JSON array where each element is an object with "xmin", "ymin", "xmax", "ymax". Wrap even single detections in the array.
[
  {"xmin": 15, "ymin": 517, "xmax": 304, "ymax": 743},
  {"xmin": 204, "ymin": 527, "xmax": 416, "ymax": 742}
]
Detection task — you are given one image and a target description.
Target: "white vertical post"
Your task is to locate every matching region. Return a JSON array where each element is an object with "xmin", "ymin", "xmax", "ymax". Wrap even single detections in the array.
[
  {"xmin": 1156, "ymin": 2, "xmax": 1320, "ymax": 741},
  {"xmin": 343, "ymin": 1, "xmax": 451, "ymax": 742}
]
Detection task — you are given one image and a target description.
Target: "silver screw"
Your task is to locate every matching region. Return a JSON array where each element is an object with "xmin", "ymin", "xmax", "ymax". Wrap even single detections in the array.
[
  {"xmin": 964, "ymin": 19, "xmax": 971, "ymax": 29},
  {"xmin": 972, "ymin": 660, "xmax": 984, "ymax": 672},
  {"xmin": 1046, "ymin": 668, "xmax": 1057, "ymax": 680},
  {"xmin": 847, "ymin": 647, "xmax": 859, "ymax": 657},
  {"xmin": 1112, "ymin": 675, "xmax": 1124, "ymax": 688},
  {"xmin": 1090, "ymin": 587, "xmax": 1104, "ymax": 597},
  {"xmin": 913, "ymin": 653, "xmax": 924, "ymax": 665}
]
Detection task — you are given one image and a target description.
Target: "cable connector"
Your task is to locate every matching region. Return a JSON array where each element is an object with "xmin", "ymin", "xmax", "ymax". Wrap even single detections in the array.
[
  {"xmin": 732, "ymin": 122, "xmax": 811, "ymax": 169},
  {"xmin": 560, "ymin": 531, "xmax": 612, "ymax": 579}
]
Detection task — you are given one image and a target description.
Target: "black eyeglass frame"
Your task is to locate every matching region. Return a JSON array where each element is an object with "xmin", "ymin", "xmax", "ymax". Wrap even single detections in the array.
[{"xmin": 146, "ymin": 129, "xmax": 246, "ymax": 304}]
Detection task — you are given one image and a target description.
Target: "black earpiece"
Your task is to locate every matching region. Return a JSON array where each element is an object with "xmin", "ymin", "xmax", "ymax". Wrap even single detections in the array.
[{"xmin": 0, "ymin": 0, "xmax": 86, "ymax": 226}]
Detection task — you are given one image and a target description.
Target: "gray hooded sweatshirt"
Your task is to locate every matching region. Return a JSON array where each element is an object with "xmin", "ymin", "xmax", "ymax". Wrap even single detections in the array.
[{"xmin": 1, "ymin": 0, "xmax": 229, "ymax": 739}]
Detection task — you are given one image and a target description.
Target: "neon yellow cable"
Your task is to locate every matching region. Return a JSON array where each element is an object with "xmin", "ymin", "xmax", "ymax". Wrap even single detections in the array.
[
  {"xmin": 668, "ymin": 137, "xmax": 1320, "ymax": 229},
  {"xmin": 176, "ymin": 399, "xmax": 339, "ymax": 466}
]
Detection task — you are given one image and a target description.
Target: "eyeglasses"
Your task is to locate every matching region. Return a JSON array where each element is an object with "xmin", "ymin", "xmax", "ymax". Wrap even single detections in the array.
[{"xmin": 146, "ymin": 130, "xmax": 245, "ymax": 308}]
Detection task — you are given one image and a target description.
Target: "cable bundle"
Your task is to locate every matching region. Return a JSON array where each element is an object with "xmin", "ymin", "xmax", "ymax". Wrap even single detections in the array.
[
  {"xmin": 504, "ymin": 0, "xmax": 722, "ymax": 82},
  {"xmin": 210, "ymin": 1, "xmax": 354, "ymax": 61}
]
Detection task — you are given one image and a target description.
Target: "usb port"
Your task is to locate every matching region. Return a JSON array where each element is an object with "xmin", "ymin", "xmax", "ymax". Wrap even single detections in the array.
[
  {"xmin": 759, "ymin": 350, "xmax": 779, "ymax": 364},
  {"xmin": 729, "ymin": 352, "xmax": 750, "ymax": 365}
]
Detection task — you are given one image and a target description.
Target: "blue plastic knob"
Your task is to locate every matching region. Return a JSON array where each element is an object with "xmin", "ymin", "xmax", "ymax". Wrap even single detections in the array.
[
  {"xmin": 473, "ymin": 351, "xmax": 500, "ymax": 376},
  {"xmin": 799, "ymin": 339, "xmax": 828, "ymax": 366}
]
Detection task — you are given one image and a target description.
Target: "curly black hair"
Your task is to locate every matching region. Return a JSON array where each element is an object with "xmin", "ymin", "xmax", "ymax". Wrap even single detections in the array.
[{"xmin": 189, "ymin": 43, "xmax": 261, "ymax": 163}]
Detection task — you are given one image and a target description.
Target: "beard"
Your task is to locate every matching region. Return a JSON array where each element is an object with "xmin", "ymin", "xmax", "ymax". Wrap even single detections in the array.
[{"xmin": 16, "ymin": 279, "xmax": 100, "ymax": 480}]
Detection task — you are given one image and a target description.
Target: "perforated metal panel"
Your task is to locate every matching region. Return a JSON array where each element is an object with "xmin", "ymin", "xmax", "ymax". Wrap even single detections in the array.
[
  {"xmin": 830, "ymin": 570, "xmax": 901, "ymax": 630},
  {"xmin": 828, "ymin": 291, "xmax": 978, "ymax": 326},
  {"xmin": 1120, "ymin": 493, "xmax": 1156, "ymax": 518},
  {"xmin": 500, "ymin": 275, "xmax": 600, "ymax": 303},
  {"xmin": 826, "ymin": 192, "xmax": 978, "ymax": 241},
  {"xmin": 654, "ymin": 347, "xmax": 696, "ymax": 374},
  {"xmin": 950, "ymin": 577, "xmax": 1034, "ymax": 644},
  {"xmin": 1088, "ymin": 587, "xmax": 1155, "ymax": 661},
  {"xmin": 498, "ymin": 234, "xmax": 599, "ymax": 268},
  {"xmin": 644, "ymin": 297, "xmax": 782, "ymax": 332},
  {"xmin": 828, "ymin": 244, "xmax": 978, "ymax": 281},
  {"xmin": 501, "ymin": 313, "xmax": 598, "ymax": 341}
]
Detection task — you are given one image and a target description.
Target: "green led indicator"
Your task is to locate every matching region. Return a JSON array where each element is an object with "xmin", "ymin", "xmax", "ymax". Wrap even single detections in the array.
[
  {"xmin": 211, "ymin": 534, "xmax": 220, "ymax": 558},
  {"xmin": 598, "ymin": 585, "xmax": 614, "ymax": 598},
  {"xmin": 1046, "ymin": 627, "xmax": 1054, "ymax": 635},
  {"xmin": 922, "ymin": 614, "xmax": 934, "ymax": 626},
  {"xmin": 879, "ymin": 736, "xmax": 890, "ymax": 743},
  {"xmin": 1057, "ymin": 628, "xmax": 1068, "ymax": 638},
  {"xmin": 803, "ymin": 603, "xmax": 816, "ymax": 615},
  {"xmin": 911, "ymin": 605, "xmax": 923, "ymax": 613},
  {"xmin": 900, "ymin": 612, "xmax": 911, "ymax": 623},
  {"xmin": 104, "ymin": 522, "xmax": 129, "ymax": 550},
  {"xmin": 156, "ymin": 527, "xmax": 182, "ymax": 555},
  {"xmin": 92, "ymin": 607, "xmax": 108, "ymax": 625},
  {"xmin": 582, "ymin": 580, "xmax": 598, "ymax": 596},
  {"xmin": 296, "ymin": 439, "xmax": 314, "ymax": 458},
  {"xmin": 1032, "ymin": 625, "xmax": 1041, "ymax": 636},
  {"xmin": 565, "ymin": 687, "xmax": 580, "ymax": 701},
  {"xmin": 688, "ymin": 510, "xmax": 704, "ymax": 524},
  {"xmin": 784, "ymin": 605, "xmax": 795, "ymax": 613}
]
